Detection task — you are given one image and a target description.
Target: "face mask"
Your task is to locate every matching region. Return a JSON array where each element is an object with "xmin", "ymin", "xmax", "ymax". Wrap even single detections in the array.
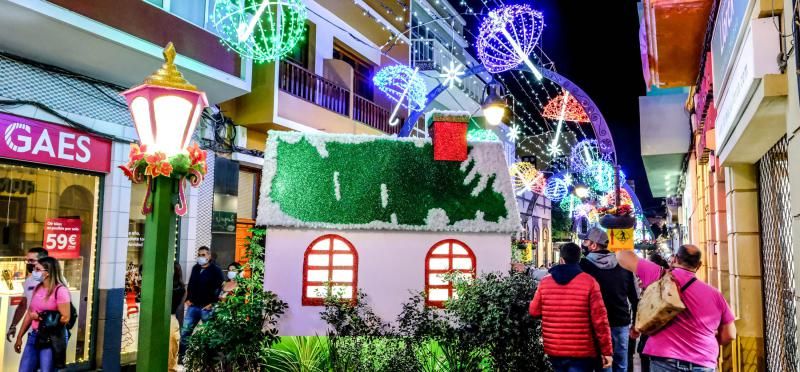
[
  {"xmin": 31, "ymin": 271, "xmax": 44, "ymax": 282},
  {"xmin": 227, "ymin": 271, "xmax": 238, "ymax": 280},
  {"xmin": 197, "ymin": 257, "xmax": 209, "ymax": 266},
  {"xmin": 581, "ymin": 246, "xmax": 589, "ymax": 256},
  {"xmin": 26, "ymin": 264, "xmax": 35, "ymax": 274}
]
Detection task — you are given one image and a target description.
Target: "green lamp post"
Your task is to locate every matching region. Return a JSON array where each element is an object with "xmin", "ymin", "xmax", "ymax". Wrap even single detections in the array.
[{"xmin": 120, "ymin": 43, "xmax": 208, "ymax": 371}]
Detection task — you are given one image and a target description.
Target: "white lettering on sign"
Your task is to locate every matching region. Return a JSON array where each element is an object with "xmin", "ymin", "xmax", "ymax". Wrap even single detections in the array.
[{"xmin": 4, "ymin": 122, "xmax": 93, "ymax": 163}]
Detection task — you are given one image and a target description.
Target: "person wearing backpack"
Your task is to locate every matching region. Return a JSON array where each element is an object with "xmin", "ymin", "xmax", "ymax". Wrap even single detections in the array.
[
  {"xmin": 13, "ymin": 256, "xmax": 73, "ymax": 372},
  {"xmin": 616, "ymin": 245, "xmax": 736, "ymax": 371}
]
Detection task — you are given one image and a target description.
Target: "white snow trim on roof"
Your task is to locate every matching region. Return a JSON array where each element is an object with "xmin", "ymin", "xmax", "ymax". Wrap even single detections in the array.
[
  {"xmin": 256, "ymin": 131, "xmax": 522, "ymax": 233},
  {"xmin": 425, "ymin": 208, "xmax": 450, "ymax": 229},
  {"xmin": 334, "ymin": 171, "xmax": 341, "ymax": 201},
  {"xmin": 269, "ymin": 130, "xmax": 428, "ymax": 147},
  {"xmin": 429, "ymin": 109, "xmax": 471, "ymax": 117}
]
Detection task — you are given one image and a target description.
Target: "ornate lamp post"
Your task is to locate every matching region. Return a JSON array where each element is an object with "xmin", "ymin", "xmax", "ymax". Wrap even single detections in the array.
[{"xmin": 120, "ymin": 43, "xmax": 208, "ymax": 371}]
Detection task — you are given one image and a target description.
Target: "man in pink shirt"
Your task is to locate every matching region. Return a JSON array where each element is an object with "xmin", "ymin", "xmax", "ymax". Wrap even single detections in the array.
[{"xmin": 616, "ymin": 245, "xmax": 736, "ymax": 371}]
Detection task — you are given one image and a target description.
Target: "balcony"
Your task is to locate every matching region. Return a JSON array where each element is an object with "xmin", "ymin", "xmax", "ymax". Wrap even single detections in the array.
[{"xmin": 277, "ymin": 60, "xmax": 399, "ymax": 134}]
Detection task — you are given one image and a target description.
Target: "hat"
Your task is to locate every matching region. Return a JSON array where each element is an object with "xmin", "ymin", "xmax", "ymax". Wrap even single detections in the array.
[{"xmin": 580, "ymin": 227, "xmax": 609, "ymax": 246}]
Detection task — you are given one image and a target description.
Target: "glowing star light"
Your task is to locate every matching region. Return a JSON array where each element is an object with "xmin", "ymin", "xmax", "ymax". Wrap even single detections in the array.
[
  {"xmin": 212, "ymin": 0, "xmax": 307, "ymax": 63},
  {"xmin": 547, "ymin": 90, "xmax": 571, "ymax": 157},
  {"xmin": 506, "ymin": 124, "xmax": 521, "ymax": 143},
  {"xmin": 543, "ymin": 94, "xmax": 590, "ymax": 123},
  {"xmin": 439, "ymin": 61, "xmax": 465, "ymax": 89},
  {"xmin": 477, "ymin": 5, "xmax": 545, "ymax": 79}
]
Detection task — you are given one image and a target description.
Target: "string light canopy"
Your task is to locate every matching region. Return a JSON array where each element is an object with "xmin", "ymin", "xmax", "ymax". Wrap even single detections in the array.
[
  {"xmin": 373, "ymin": 65, "xmax": 427, "ymax": 112},
  {"xmin": 212, "ymin": 0, "xmax": 308, "ymax": 63},
  {"xmin": 543, "ymin": 93, "xmax": 590, "ymax": 123},
  {"xmin": 476, "ymin": 4, "xmax": 545, "ymax": 78}
]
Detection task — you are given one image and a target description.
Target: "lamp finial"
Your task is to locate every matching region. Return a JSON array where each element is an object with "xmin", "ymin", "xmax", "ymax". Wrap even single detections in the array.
[{"xmin": 143, "ymin": 42, "xmax": 198, "ymax": 91}]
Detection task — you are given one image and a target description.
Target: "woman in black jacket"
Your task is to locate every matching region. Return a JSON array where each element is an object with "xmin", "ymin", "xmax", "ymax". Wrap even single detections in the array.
[{"xmin": 170, "ymin": 262, "xmax": 186, "ymax": 371}]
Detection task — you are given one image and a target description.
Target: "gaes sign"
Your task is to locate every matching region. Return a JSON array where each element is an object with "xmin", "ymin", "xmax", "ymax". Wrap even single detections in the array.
[
  {"xmin": 43, "ymin": 218, "xmax": 82, "ymax": 259},
  {"xmin": 0, "ymin": 113, "xmax": 112, "ymax": 173}
]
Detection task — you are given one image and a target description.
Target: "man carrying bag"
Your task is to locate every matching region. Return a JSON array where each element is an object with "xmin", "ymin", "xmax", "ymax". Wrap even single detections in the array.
[{"xmin": 616, "ymin": 245, "xmax": 736, "ymax": 372}]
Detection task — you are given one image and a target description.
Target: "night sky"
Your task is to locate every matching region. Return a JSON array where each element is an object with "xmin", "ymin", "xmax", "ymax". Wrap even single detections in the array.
[{"xmin": 451, "ymin": 0, "xmax": 656, "ymax": 211}]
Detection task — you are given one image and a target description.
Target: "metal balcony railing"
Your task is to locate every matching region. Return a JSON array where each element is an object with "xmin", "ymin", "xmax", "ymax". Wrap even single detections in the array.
[
  {"xmin": 353, "ymin": 94, "xmax": 400, "ymax": 134},
  {"xmin": 279, "ymin": 60, "xmax": 350, "ymax": 116}
]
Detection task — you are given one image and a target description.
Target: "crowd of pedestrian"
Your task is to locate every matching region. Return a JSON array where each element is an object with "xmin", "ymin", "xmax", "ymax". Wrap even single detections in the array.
[{"xmin": 529, "ymin": 227, "xmax": 736, "ymax": 372}]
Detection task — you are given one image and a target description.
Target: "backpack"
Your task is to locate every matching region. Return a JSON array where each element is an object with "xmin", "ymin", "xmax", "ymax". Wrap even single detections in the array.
[{"xmin": 634, "ymin": 270, "xmax": 697, "ymax": 335}]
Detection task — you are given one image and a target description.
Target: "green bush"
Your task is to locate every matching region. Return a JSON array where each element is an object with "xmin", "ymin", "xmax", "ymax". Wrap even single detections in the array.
[
  {"xmin": 184, "ymin": 228, "xmax": 288, "ymax": 371},
  {"xmin": 264, "ymin": 336, "xmax": 329, "ymax": 372}
]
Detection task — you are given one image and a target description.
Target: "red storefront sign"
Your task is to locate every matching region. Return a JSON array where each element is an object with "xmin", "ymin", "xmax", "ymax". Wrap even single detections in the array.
[
  {"xmin": 42, "ymin": 218, "xmax": 82, "ymax": 259},
  {"xmin": 0, "ymin": 113, "xmax": 111, "ymax": 173}
]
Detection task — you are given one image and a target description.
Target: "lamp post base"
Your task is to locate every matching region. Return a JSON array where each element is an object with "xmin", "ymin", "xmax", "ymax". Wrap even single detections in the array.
[{"xmin": 136, "ymin": 177, "xmax": 177, "ymax": 372}]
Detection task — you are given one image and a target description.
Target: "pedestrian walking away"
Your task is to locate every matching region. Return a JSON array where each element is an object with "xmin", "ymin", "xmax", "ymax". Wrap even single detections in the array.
[
  {"xmin": 617, "ymin": 245, "xmax": 736, "ymax": 371},
  {"xmin": 179, "ymin": 246, "xmax": 225, "ymax": 359},
  {"xmin": 580, "ymin": 227, "xmax": 639, "ymax": 372},
  {"xmin": 530, "ymin": 243, "xmax": 613, "ymax": 372}
]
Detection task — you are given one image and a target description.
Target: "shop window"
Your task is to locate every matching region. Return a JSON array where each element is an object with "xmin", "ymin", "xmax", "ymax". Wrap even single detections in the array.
[
  {"xmin": 425, "ymin": 239, "xmax": 476, "ymax": 307},
  {"xmin": 302, "ymin": 235, "xmax": 358, "ymax": 306},
  {"xmin": 120, "ymin": 182, "xmax": 148, "ymax": 362},
  {"xmin": 0, "ymin": 163, "xmax": 99, "ymax": 366},
  {"xmin": 286, "ymin": 22, "xmax": 311, "ymax": 68},
  {"xmin": 333, "ymin": 43, "xmax": 374, "ymax": 100},
  {"xmin": 235, "ymin": 167, "xmax": 260, "ymax": 266}
]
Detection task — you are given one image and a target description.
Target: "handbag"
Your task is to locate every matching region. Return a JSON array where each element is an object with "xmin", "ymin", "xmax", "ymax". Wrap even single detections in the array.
[{"xmin": 634, "ymin": 270, "xmax": 697, "ymax": 335}]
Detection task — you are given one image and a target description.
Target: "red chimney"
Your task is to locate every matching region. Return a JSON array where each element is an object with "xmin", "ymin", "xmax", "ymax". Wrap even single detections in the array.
[{"xmin": 430, "ymin": 111, "xmax": 470, "ymax": 161}]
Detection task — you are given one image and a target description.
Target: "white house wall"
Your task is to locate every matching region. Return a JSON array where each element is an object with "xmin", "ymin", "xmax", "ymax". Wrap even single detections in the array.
[{"xmin": 264, "ymin": 227, "xmax": 512, "ymax": 336}]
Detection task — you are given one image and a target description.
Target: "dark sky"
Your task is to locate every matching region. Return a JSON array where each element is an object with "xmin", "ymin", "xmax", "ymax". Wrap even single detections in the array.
[{"xmin": 451, "ymin": 0, "xmax": 657, "ymax": 211}]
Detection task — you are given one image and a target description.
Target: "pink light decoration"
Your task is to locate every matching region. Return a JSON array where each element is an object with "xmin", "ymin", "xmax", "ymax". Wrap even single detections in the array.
[
  {"xmin": 601, "ymin": 188, "xmax": 633, "ymax": 209},
  {"xmin": 542, "ymin": 94, "xmax": 589, "ymax": 123}
]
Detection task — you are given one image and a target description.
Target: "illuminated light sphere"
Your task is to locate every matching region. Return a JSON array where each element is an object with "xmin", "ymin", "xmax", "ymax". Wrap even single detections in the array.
[
  {"xmin": 544, "ymin": 177, "xmax": 569, "ymax": 202},
  {"xmin": 558, "ymin": 193, "xmax": 582, "ymax": 211},
  {"xmin": 509, "ymin": 162, "xmax": 545, "ymax": 194},
  {"xmin": 584, "ymin": 160, "xmax": 626, "ymax": 193},
  {"xmin": 476, "ymin": 5, "xmax": 545, "ymax": 74},
  {"xmin": 570, "ymin": 139, "xmax": 604, "ymax": 173},
  {"xmin": 212, "ymin": 0, "xmax": 308, "ymax": 63},
  {"xmin": 373, "ymin": 65, "xmax": 427, "ymax": 111},
  {"xmin": 542, "ymin": 94, "xmax": 590, "ymax": 123}
]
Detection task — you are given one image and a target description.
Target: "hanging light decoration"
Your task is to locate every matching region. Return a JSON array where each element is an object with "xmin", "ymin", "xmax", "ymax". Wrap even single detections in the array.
[
  {"xmin": 583, "ymin": 160, "xmax": 625, "ymax": 193},
  {"xmin": 544, "ymin": 176, "xmax": 569, "ymax": 202},
  {"xmin": 509, "ymin": 162, "xmax": 545, "ymax": 195},
  {"xmin": 476, "ymin": 4, "xmax": 545, "ymax": 78},
  {"xmin": 212, "ymin": 0, "xmax": 308, "ymax": 63},
  {"xmin": 373, "ymin": 65, "xmax": 427, "ymax": 112},
  {"xmin": 570, "ymin": 140, "xmax": 604, "ymax": 173},
  {"xmin": 543, "ymin": 93, "xmax": 590, "ymax": 123},
  {"xmin": 601, "ymin": 188, "xmax": 633, "ymax": 209}
]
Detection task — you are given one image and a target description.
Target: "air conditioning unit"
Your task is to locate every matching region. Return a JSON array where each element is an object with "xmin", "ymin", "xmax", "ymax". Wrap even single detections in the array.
[{"xmin": 234, "ymin": 125, "xmax": 248, "ymax": 148}]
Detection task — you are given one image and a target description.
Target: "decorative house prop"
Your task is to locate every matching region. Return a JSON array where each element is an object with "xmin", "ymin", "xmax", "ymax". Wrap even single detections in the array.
[
  {"xmin": 428, "ymin": 111, "xmax": 470, "ymax": 161},
  {"xmin": 256, "ymin": 131, "xmax": 520, "ymax": 335},
  {"xmin": 598, "ymin": 205, "xmax": 635, "ymax": 251}
]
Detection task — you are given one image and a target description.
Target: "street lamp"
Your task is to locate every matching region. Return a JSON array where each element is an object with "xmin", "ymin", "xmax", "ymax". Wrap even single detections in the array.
[
  {"xmin": 482, "ymin": 81, "xmax": 507, "ymax": 126},
  {"xmin": 121, "ymin": 43, "xmax": 208, "ymax": 371},
  {"xmin": 574, "ymin": 184, "xmax": 589, "ymax": 199}
]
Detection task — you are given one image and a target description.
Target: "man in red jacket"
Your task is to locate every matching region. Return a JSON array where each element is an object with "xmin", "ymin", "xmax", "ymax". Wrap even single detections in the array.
[{"xmin": 530, "ymin": 243, "xmax": 613, "ymax": 371}]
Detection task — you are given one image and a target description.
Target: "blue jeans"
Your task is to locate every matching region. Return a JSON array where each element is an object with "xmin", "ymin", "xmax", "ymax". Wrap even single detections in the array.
[
  {"xmin": 650, "ymin": 358, "xmax": 715, "ymax": 372},
  {"xmin": 551, "ymin": 357, "xmax": 597, "ymax": 372},
  {"xmin": 598, "ymin": 326, "xmax": 629, "ymax": 372},
  {"xmin": 20, "ymin": 330, "xmax": 65, "ymax": 372},
  {"xmin": 179, "ymin": 305, "xmax": 213, "ymax": 357}
]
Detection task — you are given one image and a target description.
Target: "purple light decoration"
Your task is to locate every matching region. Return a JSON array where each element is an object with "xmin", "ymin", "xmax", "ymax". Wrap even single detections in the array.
[
  {"xmin": 373, "ymin": 65, "xmax": 427, "ymax": 112},
  {"xmin": 477, "ymin": 5, "xmax": 545, "ymax": 76}
]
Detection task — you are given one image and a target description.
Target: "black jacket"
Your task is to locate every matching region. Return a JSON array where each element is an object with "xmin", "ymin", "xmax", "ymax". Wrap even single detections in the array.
[
  {"xmin": 186, "ymin": 263, "xmax": 224, "ymax": 307},
  {"xmin": 580, "ymin": 251, "xmax": 639, "ymax": 327}
]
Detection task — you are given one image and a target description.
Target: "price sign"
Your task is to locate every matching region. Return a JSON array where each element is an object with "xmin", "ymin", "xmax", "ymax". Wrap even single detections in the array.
[{"xmin": 42, "ymin": 218, "xmax": 82, "ymax": 258}]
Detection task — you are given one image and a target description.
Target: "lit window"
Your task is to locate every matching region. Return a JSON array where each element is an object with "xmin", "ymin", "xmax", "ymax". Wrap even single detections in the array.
[
  {"xmin": 302, "ymin": 235, "xmax": 358, "ymax": 306},
  {"xmin": 425, "ymin": 240, "xmax": 476, "ymax": 307}
]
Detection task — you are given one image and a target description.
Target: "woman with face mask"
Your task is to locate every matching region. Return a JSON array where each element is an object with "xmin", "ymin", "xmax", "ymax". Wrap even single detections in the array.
[
  {"xmin": 219, "ymin": 262, "xmax": 242, "ymax": 301},
  {"xmin": 14, "ymin": 257, "xmax": 71, "ymax": 372}
]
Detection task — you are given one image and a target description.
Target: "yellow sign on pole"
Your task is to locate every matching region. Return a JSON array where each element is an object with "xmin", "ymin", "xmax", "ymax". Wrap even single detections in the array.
[{"xmin": 608, "ymin": 228, "xmax": 634, "ymax": 251}]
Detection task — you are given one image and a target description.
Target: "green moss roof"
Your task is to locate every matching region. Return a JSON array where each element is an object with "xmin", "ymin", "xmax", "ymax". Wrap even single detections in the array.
[{"xmin": 256, "ymin": 131, "xmax": 520, "ymax": 233}]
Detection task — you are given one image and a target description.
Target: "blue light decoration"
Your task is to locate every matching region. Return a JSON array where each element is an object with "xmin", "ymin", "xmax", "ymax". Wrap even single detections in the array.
[
  {"xmin": 212, "ymin": 0, "xmax": 308, "ymax": 63},
  {"xmin": 373, "ymin": 65, "xmax": 427, "ymax": 112},
  {"xmin": 584, "ymin": 160, "xmax": 626, "ymax": 193},
  {"xmin": 570, "ymin": 139, "xmax": 604, "ymax": 173},
  {"xmin": 477, "ymin": 4, "xmax": 545, "ymax": 78},
  {"xmin": 544, "ymin": 176, "xmax": 569, "ymax": 202}
]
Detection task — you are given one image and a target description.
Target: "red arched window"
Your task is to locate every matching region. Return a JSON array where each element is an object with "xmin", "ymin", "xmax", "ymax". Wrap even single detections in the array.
[
  {"xmin": 425, "ymin": 239, "xmax": 476, "ymax": 307},
  {"xmin": 302, "ymin": 235, "xmax": 358, "ymax": 306}
]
